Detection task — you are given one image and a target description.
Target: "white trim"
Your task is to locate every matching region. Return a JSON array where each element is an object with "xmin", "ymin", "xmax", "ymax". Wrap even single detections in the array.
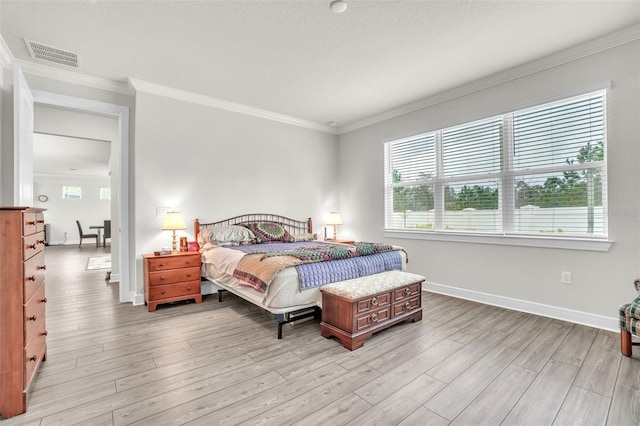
[
  {"xmin": 127, "ymin": 78, "xmax": 338, "ymax": 135},
  {"xmin": 0, "ymin": 36, "xmax": 14, "ymax": 69},
  {"xmin": 133, "ymin": 293, "xmax": 144, "ymax": 306},
  {"xmin": 385, "ymin": 230, "xmax": 613, "ymax": 252},
  {"xmin": 31, "ymin": 89, "xmax": 133, "ymax": 304},
  {"xmin": 10, "ymin": 59, "xmax": 133, "ymax": 96},
  {"xmin": 341, "ymin": 24, "xmax": 639, "ymax": 135},
  {"xmin": 423, "ymin": 281, "xmax": 618, "ymax": 332},
  {"xmin": 34, "ymin": 172, "xmax": 111, "ymax": 180}
]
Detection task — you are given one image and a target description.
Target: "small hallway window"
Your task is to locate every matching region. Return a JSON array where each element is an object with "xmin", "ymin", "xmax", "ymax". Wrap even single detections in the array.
[
  {"xmin": 100, "ymin": 187, "xmax": 111, "ymax": 200},
  {"xmin": 62, "ymin": 186, "xmax": 81, "ymax": 200}
]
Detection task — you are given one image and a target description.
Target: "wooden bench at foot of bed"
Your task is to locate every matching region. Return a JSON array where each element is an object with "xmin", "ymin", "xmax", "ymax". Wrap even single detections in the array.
[{"xmin": 320, "ymin": 270, "xmax": 424, "ymax": 350}]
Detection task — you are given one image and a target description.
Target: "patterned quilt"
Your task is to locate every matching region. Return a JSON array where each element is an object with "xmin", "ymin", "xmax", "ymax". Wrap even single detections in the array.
[{"xmin": 232, "ymin": 242, "xmax": 405, "ymax": 293}]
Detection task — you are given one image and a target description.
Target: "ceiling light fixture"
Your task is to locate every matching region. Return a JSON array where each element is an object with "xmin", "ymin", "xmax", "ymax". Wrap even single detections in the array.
[{"xmin": 330, "ymin": 0, "xmax": 348, "ymax": 14}]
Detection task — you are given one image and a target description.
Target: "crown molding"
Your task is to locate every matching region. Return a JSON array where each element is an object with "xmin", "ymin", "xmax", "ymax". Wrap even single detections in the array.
[
  {"xmin": 339, "ymin": 23, "xmax": 640, "ymax": 135},
  {"xmin": 34, "ymin": 172, "xmax": 111, "ymax": 180},
  {"xmin": 127, "ymin": 78, "xmax": 338, "ymax": 135},
  {"xmin": 7, "ymin": 58, "xmax": 134, "ymax": 96},
  {"xmin": 0, "ymin": 35, "xmax": 14, "ymax": 70}
]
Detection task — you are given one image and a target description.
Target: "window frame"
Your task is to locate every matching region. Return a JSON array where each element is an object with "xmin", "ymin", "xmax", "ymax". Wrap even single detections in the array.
[
  {"xmin": 62, "ymin": 185, "xmax": 82, "ymax": 200},
  {"xmin": 383, "ymin": 88, "xmax": 612, "ymax": 252}
]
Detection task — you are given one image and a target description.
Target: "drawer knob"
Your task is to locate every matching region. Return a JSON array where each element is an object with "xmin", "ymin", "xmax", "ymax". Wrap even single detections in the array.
[
  {"xmin": 42, "ymin": 331, "xmax": 48, "ymax": 336},
  {"xmin": 42, "ymin": 298, "xmax": 48, "ymax": 303},
  {"xmin": 160, "ymin": 276, "xmax": 166, "ymax": 280},
  {"xmin": 159, "ymin": 263, "xmax": 166, "ymax": 267},
  {"xmin": 371, "ymin": 313, "xmax": 379, "ymax": 323},
  {"xmin": 187, "ymin": 286, "xmax": 192, "ymax": 291},
  {"xmin": 29, "ymin": 355, "xmax": 37, "ymax": 362},
  {"xmin": 405, "ymin": 301, "xmax": 411, "ymax": 310},
  {"xmin": 161, "ymin": 290, "xmax": 166, "ymax": 295},
  {"xmin": 186, "ymin": 260, "xmax": 192, "ymax": 264},
  {"xmin": 28, "ymin": 315, "xmax": 37, "ymax": 321},
  {"xmin": 26, "ymin": 243, "xmax": 37, "ymax": 250},
  {"xmin": 37, "ymin": 265, "xmax": 47, "ymax": 270},
  {"xmin": 37, "ymin": 220, "xmax": 45, "ymax": 224},
  {"xmin": 186, "ymin": 273, "xmax": 192, "ymax": 277},
  {"xmin": 26, "ymin": 275, "xmax": 36, "ymax": 282},
  {"xmin": 370, "ymin": 296, "xmax": 379, "ymax": 306},
  {"xmin": 404, "ymin": 287, "xmax": 411, "ymax": 295},
  {"xmin": 26, "ymin": 221, "xmax": 36, "ymax": 225}
]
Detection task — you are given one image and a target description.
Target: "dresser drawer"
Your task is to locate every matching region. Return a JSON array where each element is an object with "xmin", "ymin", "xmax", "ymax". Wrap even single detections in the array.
[
  {"xmin": 24, "ymin": 336, "xmax": 46, "ymax": 390},
  {"xmin": 148, "ymin": 280, "xmax": 200, "ymax": 300},
  {"xmin": 23, "ymin": 212, "xmax": 44, "ymax": 236},
  {"xmin": 356, "ymin": 292, "xmax": 391, "ymax": 315},
  {"xmin": 147, "ymin": 254, "xmax": 199, "ymax": 272},
  {"xmin": 23, "ymin": 232, "xmax": 45, "ymax": 261},
  {"xmin": 147, "ymin": 266, "xmax": 200, "ymax": 286},
  {"xmin": 392, "ymin": 296, "xmax": 421, "ymax": 317},
  {"xmin": 24, "ymin": 284, "xmax": 47, "ymax": 345},
  {"xmin": 354, "ymin": 306, "xmax": 391, "ymax": 332},
  {"xmin": 24, "ymin": 251, "xmax": 46, "ymax": 303},
  {"xmin": 393, "ymin": 283, "xmax": 422, "ymax": 301}
]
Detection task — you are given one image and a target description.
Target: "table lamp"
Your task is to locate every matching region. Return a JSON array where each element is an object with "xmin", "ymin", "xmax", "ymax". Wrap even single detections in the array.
[
  {"xmin": 327, "ymin": 211, "xmax": 342, "ymax": 241},
  {"xmin": 162, "ymin": 211, "xmax": 187, "ymax": 254}
]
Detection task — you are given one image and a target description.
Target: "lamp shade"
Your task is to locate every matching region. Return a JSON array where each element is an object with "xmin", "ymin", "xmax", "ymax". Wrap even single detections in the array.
[
  {"xmin": 162, "ymin": 211, "xmax": 187, "ymax": 231},
  {"xmin": 327, "ymin": 211, "xmax": 343, "ymax": 226}
]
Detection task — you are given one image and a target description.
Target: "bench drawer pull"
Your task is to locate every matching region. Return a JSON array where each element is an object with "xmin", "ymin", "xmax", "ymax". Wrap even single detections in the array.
[
  {"xmin": 370, "ymin": 296, "xmax": 379, "ymax": 306},
  {"xmin": 370, "ymin": 314, "xmax": 379, "ymax": 323}
]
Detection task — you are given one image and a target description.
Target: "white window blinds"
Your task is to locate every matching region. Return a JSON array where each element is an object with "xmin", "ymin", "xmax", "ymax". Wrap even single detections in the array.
[{"xmin": 384, "ymin": 90, "xmax": 607, "ymax": 239}]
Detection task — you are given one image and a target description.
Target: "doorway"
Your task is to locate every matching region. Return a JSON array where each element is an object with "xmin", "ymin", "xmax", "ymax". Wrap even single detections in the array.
[{"xmin": 29, "ymin": 89, "xmax": 131, "ymax": 303}]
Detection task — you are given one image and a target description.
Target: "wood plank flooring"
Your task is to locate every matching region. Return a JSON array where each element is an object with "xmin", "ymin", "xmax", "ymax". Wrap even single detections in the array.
[{"xmin": 2, "ymin": 245, "xmax": 639, "ymax": 425}]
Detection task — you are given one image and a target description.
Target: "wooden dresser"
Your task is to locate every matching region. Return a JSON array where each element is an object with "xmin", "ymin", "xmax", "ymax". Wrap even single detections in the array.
[
  {"xmin": 0, "ymin": 207, "xmax": 47, "ymax": 419},
  {"xmin": 143, "ymin": 251, "xmax": 202, "ymax": 311}
]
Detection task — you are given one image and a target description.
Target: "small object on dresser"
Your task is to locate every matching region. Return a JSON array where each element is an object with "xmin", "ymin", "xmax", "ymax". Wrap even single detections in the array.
[
  {"xmin": 180, "ymin": 236, "xmax": 188, "ymax": 252},
  {"xmin": 188, "ymin": 241, "xmax": 200, "ymax": 252}
]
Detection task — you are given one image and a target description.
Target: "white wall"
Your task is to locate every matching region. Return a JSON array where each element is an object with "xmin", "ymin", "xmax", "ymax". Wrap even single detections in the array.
[
  {"xmin": 338, "ymin": 41, "xmax": 640, "ymax": 326},
  {"xmin": 134, "ymin": 91, "xmax": 339, "ymax": 294},
  {"xmin": 33, "ymin": 175, "xmax": 111, "ymax": 245}
]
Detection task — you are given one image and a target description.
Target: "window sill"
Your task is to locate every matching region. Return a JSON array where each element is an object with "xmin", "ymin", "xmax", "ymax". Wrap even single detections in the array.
[{"xmin": 383, "ymin": 230, "xmax": 613, "ymax": 252}]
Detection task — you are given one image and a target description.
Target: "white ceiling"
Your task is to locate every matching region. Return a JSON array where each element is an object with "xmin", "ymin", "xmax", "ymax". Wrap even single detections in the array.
[
  {"xmin": 33, "ymin": 133, "xmax": 110, "ymax": 178},
  {"xmin": 1, "ymin": 0, "xmax": 639, "ymax": 131}
]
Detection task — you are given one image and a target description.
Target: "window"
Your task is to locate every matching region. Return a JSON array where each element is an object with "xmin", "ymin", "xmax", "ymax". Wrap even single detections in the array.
[
  {"xmin": 62, "ymin": 186, "xmax": 81, "ymax": 200},
  {"xmin": 384, "ymin": 90, "xmax": 607, "ymax": 240},
  {"xmin": 100, "ymin": 187, "xmax": 111, "ymax": 200}
]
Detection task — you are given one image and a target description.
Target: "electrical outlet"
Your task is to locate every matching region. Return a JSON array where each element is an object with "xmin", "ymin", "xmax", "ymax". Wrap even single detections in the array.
[{"xmin": 561, "ymin": 271, "xmax": 572, "ymax": 284}]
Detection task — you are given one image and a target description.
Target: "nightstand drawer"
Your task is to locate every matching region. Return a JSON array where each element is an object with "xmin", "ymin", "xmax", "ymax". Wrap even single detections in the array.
[
  {"xmin": 147, "ymin": 254, "xmax": 199, "ymax": 272},
  {"xmin": 24, "ymin": 284, "xmax": 47, "ymax": 347},
  {"xmin": 148, "ymin": 281, "xmax": 200, "ymax": 300},
  {"xmin": 147, "ymin": 266, "xmax": 200, "ymax": 286}
]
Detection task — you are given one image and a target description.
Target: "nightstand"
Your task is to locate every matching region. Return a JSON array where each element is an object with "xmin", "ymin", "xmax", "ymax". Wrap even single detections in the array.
[
  {"xmin": 143, "ymin": 251, "xmax": 202, "ymax": 312},
  {"xmin": 331, "ymin": 239, "xmax": 356, "ymax": 245}
]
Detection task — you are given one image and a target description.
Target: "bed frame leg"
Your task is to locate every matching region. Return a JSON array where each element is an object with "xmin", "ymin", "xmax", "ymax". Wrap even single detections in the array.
[
  {"xmin": 217, "ymin": 289, "xmax": 227, "ymax": 303},
  {"xmin": 278, "ymin": 322, "xmax": 284, "ymax": 339}
]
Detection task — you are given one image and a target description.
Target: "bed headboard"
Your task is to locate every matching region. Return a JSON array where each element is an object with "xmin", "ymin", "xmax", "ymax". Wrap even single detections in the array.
[{"xmin": 194, "ymin": 213, "xmax": 313, "ymax": 243}]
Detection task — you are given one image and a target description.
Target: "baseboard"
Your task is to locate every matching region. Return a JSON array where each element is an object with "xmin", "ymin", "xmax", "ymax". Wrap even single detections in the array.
[
  {"xmin": 423, "ymin": 281, "xmax": 619, "ymax": 332},
  {"xmin": 133, "ymin": 293, "xmax": 145, "ymax": 306}
]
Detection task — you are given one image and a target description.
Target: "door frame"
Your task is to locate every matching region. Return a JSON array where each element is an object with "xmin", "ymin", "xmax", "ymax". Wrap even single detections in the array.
[{"xmin": 31, "ymin": 89, "xmax": 132, "ymax": 303}]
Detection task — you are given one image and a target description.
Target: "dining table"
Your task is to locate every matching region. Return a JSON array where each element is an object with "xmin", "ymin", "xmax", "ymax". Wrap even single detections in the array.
[{"xmin": 89, "ymin": 225, "xmax": 104, "ymax": 247}]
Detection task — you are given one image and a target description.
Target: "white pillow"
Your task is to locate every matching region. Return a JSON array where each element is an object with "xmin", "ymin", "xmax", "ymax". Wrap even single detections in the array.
[
  {"xmin": 199, "ymin": 225, "xmax": 255, "ymax": 245},
  {"xmin": 293, "ymin": 232, "xmax": 314, "ymax": 242}
]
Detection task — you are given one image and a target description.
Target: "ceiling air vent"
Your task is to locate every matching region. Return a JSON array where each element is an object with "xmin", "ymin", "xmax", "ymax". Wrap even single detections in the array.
[{"xmin": 24, "ymin": 39, "xmax": 79, "ymax": 68}]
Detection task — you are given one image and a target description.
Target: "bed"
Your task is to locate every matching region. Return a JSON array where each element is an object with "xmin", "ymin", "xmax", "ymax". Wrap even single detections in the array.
[{"xmin": 195, "ymin": 213, "xmax": 407, "ymax": 338}]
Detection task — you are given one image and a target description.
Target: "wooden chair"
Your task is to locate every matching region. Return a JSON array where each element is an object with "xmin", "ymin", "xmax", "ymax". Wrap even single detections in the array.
[
  {"xmin": 620, "ymin": 279, "xmax": 640, "ymax": 356},
  {"xmin": 76, "ymin": 220, "xmax": 98, "ymax": 248},
  {"xmin": 103, "ymin": 220, "xmax": 111, "ymax": 247}
]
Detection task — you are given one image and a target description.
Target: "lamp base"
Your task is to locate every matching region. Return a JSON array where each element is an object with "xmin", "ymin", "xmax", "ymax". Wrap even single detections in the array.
[{"xmin": 171, "ymin": 231, "xmax": 178, "ymax": 254}]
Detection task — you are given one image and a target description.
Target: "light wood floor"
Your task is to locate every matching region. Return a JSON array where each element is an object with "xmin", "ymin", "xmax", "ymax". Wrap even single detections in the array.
[{"xmin": 2, "ymin": 245, "xmax": 639, "ymax": 426}]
